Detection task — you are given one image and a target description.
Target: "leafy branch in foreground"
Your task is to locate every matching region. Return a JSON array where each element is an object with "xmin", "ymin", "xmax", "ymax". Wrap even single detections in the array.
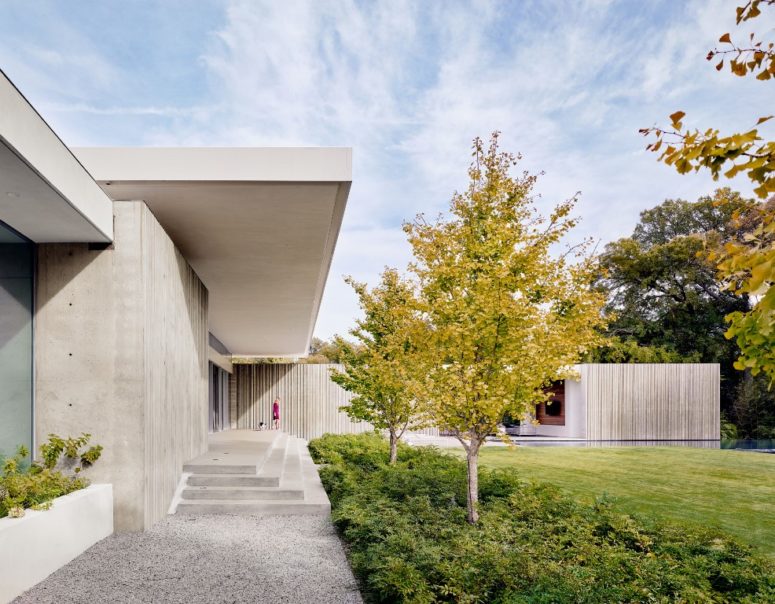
[
  {"xmin": 710, "ymin": 200, "xmax": 775, "ymax": 384},
  {"xmin": 640, "ymin": 1, "xmax": 774, "ymax": 199},
  {"xmin": 640, "ymin": 112, "xmax": 774, "ymax": 199}
]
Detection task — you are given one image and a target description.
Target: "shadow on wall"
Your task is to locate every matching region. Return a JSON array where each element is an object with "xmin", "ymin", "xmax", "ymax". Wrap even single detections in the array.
[{"xmin": 175, "ymin": 252, "xmax": 209, "ymax": 387}]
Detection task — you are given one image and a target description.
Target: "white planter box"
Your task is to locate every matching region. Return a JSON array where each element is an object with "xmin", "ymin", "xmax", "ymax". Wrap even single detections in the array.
[{"xmin": 0, "ymin": 483, "xmax": 113, "ymax": 604}]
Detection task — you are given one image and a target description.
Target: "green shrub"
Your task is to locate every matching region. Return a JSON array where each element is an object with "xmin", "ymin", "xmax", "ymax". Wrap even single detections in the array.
[
  {"xmin": 311, "ymin": 433, "xmax": 775, "ymax": 603},
  {"xmin": 720, "ymin": 414, "xmax": 739, "ymax": 440},
  {"xmin": 1, "ymin": 433, "xmax": 103, "ymax": 519}
]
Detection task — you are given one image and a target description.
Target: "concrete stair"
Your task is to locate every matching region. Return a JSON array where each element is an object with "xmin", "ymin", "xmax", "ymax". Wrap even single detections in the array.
[{"xmin": 173, "ymin": 430, "xmax": 330, "ymax": 516}]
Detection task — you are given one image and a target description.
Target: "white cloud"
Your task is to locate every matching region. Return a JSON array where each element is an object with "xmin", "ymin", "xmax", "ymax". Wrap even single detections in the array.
[
  {"xmin": 124, "ymin": 0, "xmax": 775, "ymax": 337},
  {"xmin": 1, "ymin": 0, "xmax": 770, "ymax": 340}
]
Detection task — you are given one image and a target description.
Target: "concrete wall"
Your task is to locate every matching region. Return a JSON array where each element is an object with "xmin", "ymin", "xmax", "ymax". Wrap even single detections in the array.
[
  {"xmin": 581, "ymin": 364, "xmax": 720, "ymax": 440},
  {"xmin": 35, "ymin": 201, "xmax": 208, "ymax": 531},
  {"xmin": 232, "ymin": 363, "xmax": 438, "ymax": 441}
]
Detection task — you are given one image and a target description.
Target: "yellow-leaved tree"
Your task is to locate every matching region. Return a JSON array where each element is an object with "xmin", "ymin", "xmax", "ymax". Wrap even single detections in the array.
[
  {"xmin": 331, "ymin": 269, "xmax": 430, "ymax": 463},
  {"xmin": 404, "ymin": 133, "xmax": 606, "ymax": 523}
]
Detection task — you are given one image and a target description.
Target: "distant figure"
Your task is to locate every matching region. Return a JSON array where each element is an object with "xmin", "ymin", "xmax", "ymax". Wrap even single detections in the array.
[{"xmin": 272, "ymin": 398, "xmax": 281, "ymax": 430}]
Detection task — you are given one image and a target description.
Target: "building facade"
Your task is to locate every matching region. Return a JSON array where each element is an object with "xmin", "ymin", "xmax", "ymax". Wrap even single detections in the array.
[{"xmin": 0, "ymin": 70, "xmax": 352, "ymax": 531}]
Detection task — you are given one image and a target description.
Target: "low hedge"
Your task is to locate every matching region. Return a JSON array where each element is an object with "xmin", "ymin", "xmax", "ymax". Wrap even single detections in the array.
[{"xmin": 310, "ymin": 433, "xmax": 775, "ymax": 603}]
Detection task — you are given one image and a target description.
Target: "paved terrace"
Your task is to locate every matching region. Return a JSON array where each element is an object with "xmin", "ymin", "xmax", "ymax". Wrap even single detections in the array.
[{"xmin": 14, "ymin": 431, "xmax": 362, "ymax": 604}]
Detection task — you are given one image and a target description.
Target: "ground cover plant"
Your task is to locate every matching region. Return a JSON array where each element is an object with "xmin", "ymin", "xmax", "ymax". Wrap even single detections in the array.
[
  {"xmin": 310, "ymin": 433, "xmax": 775, "ymax": 603},
  {"xmin": 0, "ymin": 433, "xmax": 102, "ymax": 518},
  {"xmin": 471, "ymin": 445, "xmax": 775, "ymax": 557}
]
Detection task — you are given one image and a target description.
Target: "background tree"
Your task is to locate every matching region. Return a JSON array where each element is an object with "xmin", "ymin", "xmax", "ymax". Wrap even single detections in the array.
[
  {"xmin": 594, "ymin": 189, "xmax": 751, "ymax": 368},
  {"xmin": 640, "ymin": 0, "xmax": 774, "ymax": 382},
  {"xmin": 302, "ymin": 337, "xmax": 353, "ymax": 364},
  {"xmin": 330, "ymin": 269, "xmax": 428, "ymax": 463},
  {"xmin": 594, "ymin": 189, "xmax": 775, "ymax": 437},
  {"xmin": 405, "ymin": 134, "xmax": 606, "ymax": 523}
]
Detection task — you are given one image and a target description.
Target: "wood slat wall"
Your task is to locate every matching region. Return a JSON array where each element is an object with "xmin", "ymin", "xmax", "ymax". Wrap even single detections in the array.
[
  {"xmin": 582, "ymin": 363, "xmax": 720, "ymax": 440},
  {"xmin": 232, "ymin": 363, "xmax": 438, "ymax": 440}
]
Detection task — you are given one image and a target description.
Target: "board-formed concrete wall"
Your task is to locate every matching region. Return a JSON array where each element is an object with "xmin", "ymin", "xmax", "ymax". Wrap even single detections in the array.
[
  {"xmin": 35, "ymin": 201, "xmax": 208, "ymax": 531},
  {"xmin": 581, "ymin": 363, "xmax": 720, "ymax": 441},
  {"xmin": 232, "ymin": 363, "xmax": 439, "ymax": 440},
  {"xmin": 231, "ymin": 364, "xmax": 370, "ymax": 440}
]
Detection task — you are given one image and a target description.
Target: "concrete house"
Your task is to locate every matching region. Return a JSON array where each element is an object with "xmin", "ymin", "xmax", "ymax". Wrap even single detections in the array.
[{"xmin": 0, "ymin": 70, "xmax": 351, "ymax": 532}]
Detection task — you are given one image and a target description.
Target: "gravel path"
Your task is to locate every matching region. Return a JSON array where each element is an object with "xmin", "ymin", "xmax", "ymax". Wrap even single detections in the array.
[{"xmin": 14, "ymin": 514, "xmax": 362, "ymax": 604}]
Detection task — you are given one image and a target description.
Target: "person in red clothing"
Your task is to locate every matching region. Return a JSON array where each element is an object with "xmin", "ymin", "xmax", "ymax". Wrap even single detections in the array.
[{"xmin": 272, "ymin": 397, "xmax": 280, "ymax": 430}]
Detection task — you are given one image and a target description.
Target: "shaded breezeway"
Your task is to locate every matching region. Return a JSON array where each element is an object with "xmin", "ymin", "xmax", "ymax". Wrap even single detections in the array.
[{"xmin": 13, "ymin": 514, "xmax": 362, "ymax": 604}]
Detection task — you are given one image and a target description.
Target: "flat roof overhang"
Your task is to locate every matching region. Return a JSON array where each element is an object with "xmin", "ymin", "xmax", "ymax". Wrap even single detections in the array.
[
  {"xmin": 74, "ymin": 147, "xmax": 352, "ymax": 357},
  {"xmin": 0, "ymin": 70, "xmax": 113, "ymax": 242}
]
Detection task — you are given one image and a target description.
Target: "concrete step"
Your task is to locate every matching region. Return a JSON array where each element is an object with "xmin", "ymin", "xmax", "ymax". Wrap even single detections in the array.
[
  {"xmin": 279, "ymin": 437, "xmax": 303, "ymax": 486},
  {"xmin": 187, "ymin": 474, "xmax": 279, "ymax": 488},
  {"xmin": 183, "ymin": 431, "xmax": 279, "ymax": 475},
  {"xmin": 181, "ymin": 486, "xmax": 304, "ymax": 501},
  {"xmin": 182, "ymin": 462, "xmax": 257, "ymax": 475},
  {"xmin": 173, "ymin": 431, "xmax": 332, "ymax": 517},
  {"xmin": 256, "ymin": 433, "xmax": 290, "ymax": 481},
  {"xmin": 176, "ymin": 500, "xmax": 331, "ymax": 515}
]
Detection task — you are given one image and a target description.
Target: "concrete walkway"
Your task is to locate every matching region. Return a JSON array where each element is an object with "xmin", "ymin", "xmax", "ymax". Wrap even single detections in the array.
[{"xmin": 14, "ymin": 514, "xmax": 362, "ymax": 604}]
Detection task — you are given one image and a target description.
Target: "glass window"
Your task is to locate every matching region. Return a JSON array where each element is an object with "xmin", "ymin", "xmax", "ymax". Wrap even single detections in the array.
[{"xmin": 0, "ymin": 221, "xmax": 33, "ymax": 459}]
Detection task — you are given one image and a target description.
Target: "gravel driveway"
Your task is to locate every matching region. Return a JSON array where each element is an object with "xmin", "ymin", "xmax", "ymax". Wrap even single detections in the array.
[{"xmin": 14, "ymin": 514, "xmax": 362, "ymax": 604}]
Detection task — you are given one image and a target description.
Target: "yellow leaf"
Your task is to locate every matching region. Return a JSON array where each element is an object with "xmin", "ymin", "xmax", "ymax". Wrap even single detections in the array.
[{"xmin": 669, "ymin": 111, "xmax": 686, "ymax": 125}]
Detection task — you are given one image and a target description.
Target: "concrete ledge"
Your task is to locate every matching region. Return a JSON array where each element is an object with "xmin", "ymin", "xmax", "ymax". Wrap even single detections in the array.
[{"xmin": 0, "ymin": 483, "xmax": 113, "ymax": 604}]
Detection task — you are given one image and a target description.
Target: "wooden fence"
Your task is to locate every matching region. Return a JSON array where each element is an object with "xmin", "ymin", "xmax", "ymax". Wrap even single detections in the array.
[
  {"xmin": 582, "ymin": 363, "xmax": 720, "ymax": 440},
  {"xmin": 230, "ymin": 362, "xmax": 719, "ymax": 442},
  {"xmin": 230, "ymin": 363, "xmax": 438, "ymax": 441}
]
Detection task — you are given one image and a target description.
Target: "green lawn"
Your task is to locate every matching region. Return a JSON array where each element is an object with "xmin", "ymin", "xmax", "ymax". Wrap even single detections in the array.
[{"xmin": 471, "ymin": 445, "xmax": 775, "ymax": 556}]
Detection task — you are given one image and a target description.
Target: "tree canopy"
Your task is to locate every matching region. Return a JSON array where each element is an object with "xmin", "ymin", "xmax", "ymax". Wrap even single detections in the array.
[
  {"xmin": 713, "ymin": 198, "xmax": 775, "ymax": 384},
  {"xmin": 330, "ymin": 269, "xmax": 429, "ymax": 463},
  {"xmin": 639, "ymin": 0, "xmax": 775, "ymax": 390},
  {"xmin": 594, "ymin": 189, "xmax": 775, "ymax": 438},
  {"xmin": 595, "ymin": 189, "xmax": 752, "ymax": 365},
  {"xmin": 405, "ymin": 133, "xmax": 606, "ymax": 522}
]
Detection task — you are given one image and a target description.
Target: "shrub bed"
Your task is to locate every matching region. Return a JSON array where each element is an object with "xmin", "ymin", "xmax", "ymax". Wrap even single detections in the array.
[
  {"xmin": 310, "ymin": 433, "xmax": 775, "ymax": 603},
  {"xmin": 1, "ymin": 433, "xmax": 102, "ymax": 519}
]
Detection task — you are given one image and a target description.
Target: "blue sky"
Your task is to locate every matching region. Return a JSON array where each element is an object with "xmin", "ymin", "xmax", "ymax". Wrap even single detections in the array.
[{"xmin": 1, "ymin": 0, "xmax": 771, "ymax": 340}]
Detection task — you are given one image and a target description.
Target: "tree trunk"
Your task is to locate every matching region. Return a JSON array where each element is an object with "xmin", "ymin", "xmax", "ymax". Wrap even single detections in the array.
[
  {"xmin": 466, "ymin": 441, "xmax": 481, "ymax": 524},
  {"xmin": 389, "ymin": 430, "xmax": 398, "ymax": 464}
]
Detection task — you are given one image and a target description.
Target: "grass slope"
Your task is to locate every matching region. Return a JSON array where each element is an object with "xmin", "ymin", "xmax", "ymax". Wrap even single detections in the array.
[{"xmin": 474, "ymin": 446, "xmax": 775, "ymax": 556}]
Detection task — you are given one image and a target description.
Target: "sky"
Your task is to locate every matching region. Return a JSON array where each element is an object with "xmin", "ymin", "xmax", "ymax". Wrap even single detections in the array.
[{"xmin": 0, "ymin": 0, "xmax": 771, "ymax": 341}]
